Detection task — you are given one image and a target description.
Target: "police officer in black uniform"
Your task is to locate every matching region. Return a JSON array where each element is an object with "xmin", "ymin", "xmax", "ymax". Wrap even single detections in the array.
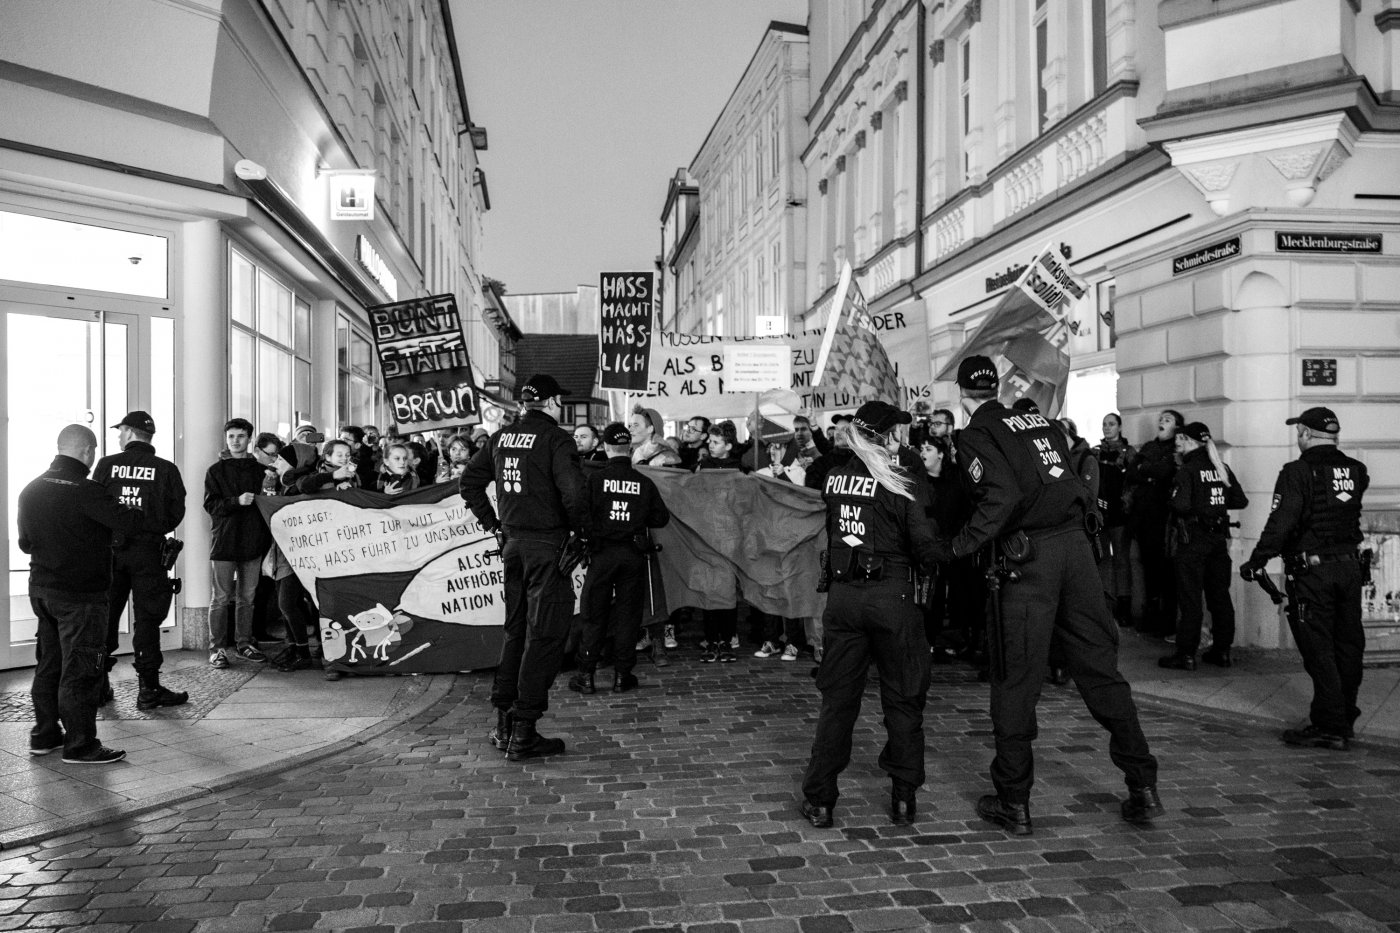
[
  {"xmin": 799, "ymin": 400, "xmax": 941, "ymax": 829},
  {"xmin": 943, "ymin": 356, "xmax": 1162, "ymax": 836},
  {"xmin": 92, "ymin": 411, "xmax": 188, "ymax": 710},
  {"xmin": 1159, "ymin": 422, "xmax": 1247, "ymax": 671},
  {"xmin": 460, "ymin": 374, "xmax": 586, "ymax": 761},
  {"xmin": 568, "ymin": 423, "xmax": 671, "ymax": 696},
  {"xmin": 1240, "ymin": 407, "xmax": 1369, "ymax": 751}
]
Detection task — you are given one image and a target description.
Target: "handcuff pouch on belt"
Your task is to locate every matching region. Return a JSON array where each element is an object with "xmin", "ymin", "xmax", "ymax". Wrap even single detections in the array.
[
  {"xmin": 1084, "ymin": 511, "xmax": 1109, "ymax": 563},
  {"xmin": 160, "ymin": 537, "xmax": 184, "ymax": 595},
  {"xmin": 828, "ymin": 550, "xmax": 886, "ymax": 583},
  {"xmin": 998, "ymin": 530, "xmax": 1035, "ymax": 564}
]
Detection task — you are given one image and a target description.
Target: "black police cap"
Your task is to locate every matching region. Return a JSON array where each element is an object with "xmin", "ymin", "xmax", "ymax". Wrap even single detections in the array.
[
  {"xmin": 601, "ymin": 422, "xmax": 632, "ymax": 446},
  {"xmin": 956, "ymin": 355, "xmax": 999, "ymax": 391},
  {"xmin": 519, "ymin": 374, "xmax": 570, "ymax": 402},
  {"xmin": 852, "ymin": 400, "xmax": 912, "ymax": 436}
]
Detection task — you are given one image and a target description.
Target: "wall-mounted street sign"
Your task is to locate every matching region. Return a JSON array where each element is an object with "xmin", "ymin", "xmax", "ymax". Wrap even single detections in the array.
[
  {"xmin": 328, "ymin": 171, "xmax": 376, "ymax": 221},
  {"xmin": 1302, "ymin": 358, "xmax": 1337, "ymax": 387},
  {"xmin": 1172, "ymin": 237, "xmax": 1240, "ymax": 275},
  {"xmin": 1276, "ymin": 232, "xmax": 1382, "ymax": 254}
]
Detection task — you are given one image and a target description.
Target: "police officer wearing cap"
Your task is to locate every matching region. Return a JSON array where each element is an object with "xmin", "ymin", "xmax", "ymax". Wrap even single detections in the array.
[
  {"xmin": 568, "ymin": 423, "xmax": 671, "ymax": 696},
  {"xmin": 1241, "ymin": 407, "xmax": 1369, "ymax": 751},
  {"xmin": 1159, "ymin": 422, "xmax": 1247, "ymax": 671},
  {"xmin": 91, "ymin": 411, "xmax": 188, "ymax": 710},
  {"xmin": 799, "ymin": 400, "xmax": 942, "ymax": 829},
  {"xmin": 943, "ymin": 356, "xmax": 1162, "ymax": 836},
  {"xmin": 460, "ymin": 373, "xmax": 586, "ymax": 761}
]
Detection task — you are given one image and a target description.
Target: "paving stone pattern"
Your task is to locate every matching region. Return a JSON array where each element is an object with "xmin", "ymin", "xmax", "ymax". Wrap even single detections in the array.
[
  {"xmin": 1, "ymin": 662, "xmax": 1399, "ymax": 932},
  {"xmin": 0, "ymin": 664, "xmax": 258, "ymax": 724}
]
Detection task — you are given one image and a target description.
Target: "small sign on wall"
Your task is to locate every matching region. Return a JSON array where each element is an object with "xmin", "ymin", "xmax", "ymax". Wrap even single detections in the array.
[{"xmin": 1302, "ymin": 358, "xmax": 1337, "ymax": 387}]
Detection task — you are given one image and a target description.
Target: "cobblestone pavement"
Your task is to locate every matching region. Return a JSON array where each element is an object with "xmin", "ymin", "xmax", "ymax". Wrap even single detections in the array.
[{"xmin": 2, "ymin": 662, "xmax": 1398, "ymax": 933}]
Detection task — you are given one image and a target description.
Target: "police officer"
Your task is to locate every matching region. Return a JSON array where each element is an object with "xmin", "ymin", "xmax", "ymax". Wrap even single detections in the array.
[
  {"xmin": 460, "ymin": 373, "xmax": 586, "ymax": 761},
  {"xmin": 1159, "ymin": 422, "xmax": 1247, "ymax": 671},
  {"xmin": 92, "ymin": 411, "xmax": 188, "ymax": 710},
  {"xmin": 568, "ymin": 423, "xmax": 671, "ymax": 696},
  {"xmin": 799, "ymin": 400, "xmax": 941, "ymax": 829},
  {"xmin": 19, "ymin": 425, "xmax": 152, "ymax": 764},
  {"xmin": 1240, "ymin": 407, "xmax": 1369, "ymax": 751},
  {"xmin": 942, "ymin": 356, "xmax": 1161, "ymax": 836}
]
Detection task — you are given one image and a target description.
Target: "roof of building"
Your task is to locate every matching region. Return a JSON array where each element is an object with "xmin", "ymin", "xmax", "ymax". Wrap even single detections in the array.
[{"xmin": 513, "ymin": 334, "xmax": 604, "ymax": 403}]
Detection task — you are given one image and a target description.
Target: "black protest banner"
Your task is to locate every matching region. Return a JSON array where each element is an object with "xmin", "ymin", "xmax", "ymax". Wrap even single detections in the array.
[
  {"xmin": 599, "ymin": 272, "xmax": 654, "ymax": 390},
  {"xmin": 368, "ymin": 293, "xmax": 477, "ymax": 432}
]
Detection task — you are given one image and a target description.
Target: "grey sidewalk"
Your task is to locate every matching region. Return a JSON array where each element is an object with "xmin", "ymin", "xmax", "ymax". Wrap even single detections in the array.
[
  {"xmin": 0, "ymin": 650, "xmax": 452, "ymax": 849},
  {"xmin": 0, "ymin": 632, "xmax": 1394, "ymax": 850}
]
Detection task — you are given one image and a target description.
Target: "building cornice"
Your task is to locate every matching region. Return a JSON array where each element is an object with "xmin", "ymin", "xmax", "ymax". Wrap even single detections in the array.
[{"xmin": 688, "ymin": 23, "xmax": 808, "ymax": 172}]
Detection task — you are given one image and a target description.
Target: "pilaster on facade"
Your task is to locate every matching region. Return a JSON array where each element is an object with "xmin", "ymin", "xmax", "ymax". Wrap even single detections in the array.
[{"xmin": 1105, "ymin": 0, "xmax": 1138, "ymax": 82}]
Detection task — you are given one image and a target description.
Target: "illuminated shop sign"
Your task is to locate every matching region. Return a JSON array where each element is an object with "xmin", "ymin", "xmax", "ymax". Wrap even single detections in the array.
[
  {"xmin": 1172, "ymin": 237, "xmax": 1240, "ymax": 275},
  {"xmin": 328, "ymin": 172, "xmax": 376, "ymax": 221},
  {"xmin": 356, "ymin": 235, "xmax": 398, "ymax": 301}
]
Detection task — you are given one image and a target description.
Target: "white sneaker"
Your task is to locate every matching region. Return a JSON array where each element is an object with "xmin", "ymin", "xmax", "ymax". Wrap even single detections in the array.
[
  {"xmin": 729, "ymin": 634, "xmax": 740, "ymax": 649},
  {"xmin": 636, "ymin": 633, "xmax": 652, "ymax": 652},
  {"xmin": 813, "ymin": 646, "xmax": 824, "ymax": 663},
  {"xmin": 663, "ymin": 625, "xmax": 678, "ymax": 649},
  {"xmin": 754, "ymin": 641, "xmax": 781, "ymax": 659},
  {"xmin": 209, "ymin": 649, "xmax": 229, "ymax": 669},
  {"xmin": 781, "ymin": 644, "xmax": 799, "ymax": 662}
]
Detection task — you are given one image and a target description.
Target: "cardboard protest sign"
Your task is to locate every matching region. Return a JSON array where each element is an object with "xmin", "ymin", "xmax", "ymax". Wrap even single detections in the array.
[
  {"xmin": 934, "ymin": 242, "xmax": 1088, "ymax": 416},
  {"xmin": 368, "ymin": 294, "xmax": 477, "ymax": 433},
  {"xmin": 258, "ymin": 484, "xmax": 503, "ymax": 674},
  {"xmin": 598, "ymin": 272, "xmax": 655, "ymax": 390}
]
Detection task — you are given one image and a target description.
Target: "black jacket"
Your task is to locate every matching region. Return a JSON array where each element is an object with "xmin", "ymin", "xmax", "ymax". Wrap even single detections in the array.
[
  {"xmin": 19, "ymin": 455, "xmax": 150, "ymax": 599},
  {"xmin": 92, "ymin": 440, "xmax": 186, "ymax": 547},
  {"xmin": 203, "ymin": 456, "xmax": 272, "ymax": 561},
  {"xmin": 459, "ymin": 408, "xmax": 585, "ymax": 535},
  {"xmin": 583, "ymin": 456, "xmax": 670, "ymax": 545},
  {"xmin": 1251, "ymin": 445, "xmax": 1368, "ymax": 561},
  {"xmin": 822, "ymin": 456, "xmax": 941, "ymax": 574},
  {"xmin": 1170, "ymin": 447, "xmax": 1247, "ymax": 538}
]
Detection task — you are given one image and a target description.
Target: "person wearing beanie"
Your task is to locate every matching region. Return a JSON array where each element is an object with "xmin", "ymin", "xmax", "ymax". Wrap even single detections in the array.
[
  {"xmin": 628, "ymin": 404, "xmax": 681, "ymax": 468},
  {"xmin": 940, "ymin": 355, "xmax": 1162, "ymax": 836},
  {"xmin": 1158, "ymin": 422, "xmax": 1248, "ymax": 672},
  {"xmin": 1241, "ymin": 407, "xmax": 1370, "ymax": 751},
  {"xmin": 798, "ymin": 399, "xmax": 942, "ymax": 830}
]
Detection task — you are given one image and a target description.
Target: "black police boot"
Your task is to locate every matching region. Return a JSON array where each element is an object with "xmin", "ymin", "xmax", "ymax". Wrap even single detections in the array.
[
  {"xmin": 1120, "ymin": 785, "xmax": 1165, "ymax": 824},
  {"xmin": 890, "ymin": 781, "xmax": 917, "ymax": 826},
  {"xmin": 506, "ymin": 719, "xmax": 565, "ymax": 761},
  {"xmin": 977, "ymin": 795, "xmax": 1032, "ymax": 836},
  {"xmin": 1157, "ymin": 653, "xmax": 1196, "ymax": 671},
  {"xmin": 612, "ymin": 672, "xmax": 639, "ymax": 694},
  {"xmin": 98, "ymin": 672, "xmax": 115, "ymax": 706},
  {"xmin": 1201, "ymin": 646, "xmax": 1232, "ymax": 668},
  {"xmin": 799, "ymin": 799, "xmax": 834, "ymax": 828},
  {"xmin": 136, "ymin": 674, "xmax": 189, "ymax": 711},
  {"xmin": 488, "ymin": 708, "xmax": 513, "ymax": 751},
  {"xmin": 1281, "ymin": 724, "xmax": 1349, "ymax": 751},
  {"xmin": 568, "ymin": 671, "xmax": 596, "ymax": 695}
]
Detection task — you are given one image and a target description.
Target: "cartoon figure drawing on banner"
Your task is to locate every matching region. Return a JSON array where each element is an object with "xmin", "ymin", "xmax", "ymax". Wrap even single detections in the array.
[
  {"xmin": 322, "ymin": 619, "xmax": 349, "ymax": 663},
  {"xmin": 347, "ymin": 603, "xmax": 414, "ymax": 661}
]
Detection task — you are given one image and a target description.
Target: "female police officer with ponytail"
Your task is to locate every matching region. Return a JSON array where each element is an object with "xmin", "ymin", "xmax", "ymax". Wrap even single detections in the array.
[{"xmin": 799, "ymin": 400, "xmax": 943, "ymax": 829}]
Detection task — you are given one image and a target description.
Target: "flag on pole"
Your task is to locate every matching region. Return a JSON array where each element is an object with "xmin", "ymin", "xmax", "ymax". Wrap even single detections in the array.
[
  {"xmin": 934, "ymin": 242, "xmax": 1088, "ymax": 416},
  {"xmin": 812, "ymin": 261, "xmax": 901, "ymax": 404}
]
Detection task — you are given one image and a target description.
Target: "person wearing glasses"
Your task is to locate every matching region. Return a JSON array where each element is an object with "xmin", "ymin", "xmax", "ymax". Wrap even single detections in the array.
[
  {"xmin": 572, "ymin": 424, "xmax": 607, "ymax": 463},
  {"xmin": 676, "ymin": 416, "xmax": 711, "ymax": 470}
]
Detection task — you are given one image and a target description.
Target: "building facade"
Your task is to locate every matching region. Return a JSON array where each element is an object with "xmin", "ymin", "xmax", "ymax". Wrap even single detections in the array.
[
  {"xmin": 690, "ymin": 22, "xmax": 810, "ymax": 339},
  {"xmin": 800, "ymin": 0, "xmax": 1399, "ymax": 648},
  {"xmin": 659, "ymin": 169, "xmax": 700, "ymax": 334},
  {"xmin": 0, "ymin": 0, "xmax": 493, "ymax": 667}
]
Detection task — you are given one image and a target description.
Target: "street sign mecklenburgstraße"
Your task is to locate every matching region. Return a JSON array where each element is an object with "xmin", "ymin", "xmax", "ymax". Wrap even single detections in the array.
[
  {"xmin": 1171, "ymin": 237, "xmax": 1240, "ymax": 276},
  {"xmin": 1275, "ymin": 231, "xmax": 1383, "ymax": 254}
]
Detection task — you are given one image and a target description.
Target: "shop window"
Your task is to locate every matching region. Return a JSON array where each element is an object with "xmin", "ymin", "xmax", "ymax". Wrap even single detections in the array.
[
  {"xmin": 337, "ymin": 311, "xmax": 387, "ymax": 431},
  {"xmin": 229, "ymin": 246, "xmax": 309, "ymax": 439},
  {"xmin": 0, "ymin": 209, "xmax": 168, "ymax": 299}
]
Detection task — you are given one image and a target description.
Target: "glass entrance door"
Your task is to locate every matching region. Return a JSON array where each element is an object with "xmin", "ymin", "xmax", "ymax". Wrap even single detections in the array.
[{"xmin": 2, "ymin": 304, "xmax": 140, "ymax": 668}]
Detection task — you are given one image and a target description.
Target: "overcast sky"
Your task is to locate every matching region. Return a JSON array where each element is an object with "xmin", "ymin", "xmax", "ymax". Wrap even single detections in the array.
[{"xmin": 453, "ymin": 0, "xmax": 807, "ymax": 296}]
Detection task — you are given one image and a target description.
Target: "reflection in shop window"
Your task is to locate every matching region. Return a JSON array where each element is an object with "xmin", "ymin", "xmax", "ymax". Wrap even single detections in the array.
[
  {"xmin": 337, "ymin": 312, "xmax": 386, "ymax": 431},
  {"xmin": 0, "ymin": 210, "xmax": 167, "ymax": 298},
  {"xmin": 229, "ymin": 246, "xmax": 308, "ymax": 440}
]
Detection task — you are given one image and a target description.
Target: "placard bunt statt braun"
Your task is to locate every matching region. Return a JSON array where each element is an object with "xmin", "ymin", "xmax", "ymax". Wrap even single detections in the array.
[{"xmin": 367, "ymin": 293, "xmax": 478, "ymax": 433}]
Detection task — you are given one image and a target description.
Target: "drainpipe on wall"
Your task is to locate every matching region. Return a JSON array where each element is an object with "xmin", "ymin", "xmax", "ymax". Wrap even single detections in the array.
[{"xmin": 914, "ymin": 1, "xmax": 926, "ymax": 277}]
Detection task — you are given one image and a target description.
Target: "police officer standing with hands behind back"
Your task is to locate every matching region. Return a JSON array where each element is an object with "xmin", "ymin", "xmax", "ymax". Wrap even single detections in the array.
[
  {"xmin": 92, "ymin": 411, "xmax": 188, "ymax": 710},
  {"xmin": 460, "ymin": 374, "xmax": 586, "ymax": 761},
  {"xmin": 569, "ymin": 423, "xmax": 670, "ymax": 696},
  {"xmin": 941, "ymin": 356, "xmax": 1162, "ymax": 836},
  {"xmin": 1241, "ymin": 407, "xmax": 1369, "ymax": 751},
  {"xmin": 799, "ymin": 400, "xmax": 941, "ymax": 830}
]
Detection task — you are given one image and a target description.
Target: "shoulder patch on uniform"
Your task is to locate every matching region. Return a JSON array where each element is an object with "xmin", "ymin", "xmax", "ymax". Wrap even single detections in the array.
[
  {"xmin": 1270, "ymin": 493, "xmax": 1280, "ymax": 512},
  {"xmin": 968, "ymin": 457, "xmax": 983, "ymax": 483}
]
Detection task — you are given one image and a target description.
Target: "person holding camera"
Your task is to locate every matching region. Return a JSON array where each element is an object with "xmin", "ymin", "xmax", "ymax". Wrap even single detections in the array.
[{"xmin": 92, "ymin": 411, "xmax": 188, "ymax": 710}]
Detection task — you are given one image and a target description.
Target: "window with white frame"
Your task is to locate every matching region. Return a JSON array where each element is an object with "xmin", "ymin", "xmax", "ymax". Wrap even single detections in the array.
[
  {"xmin": 1034, "ymin": 0, "xmax": 1050, "ymax": 133},
  {"xmin": 229, "ymin": 246, "xmax": 309, "ymax": 439},
  {"xmin": 336, "ymin": 311, "xmax": 387, "ymax": 431},
  {"xmin": 1090, "ymin": 0, "xmax": 1108, "ymax": 95},
  {"xmin": 771, "ymin": 241, "xmax": 782, "ymax": 319},
  {"xmin": 960, "ymin": 36, "xmax": 974, "ymax": 180},
  {"xmin": 769, "ymin": 108, "xmax": 781, "ymax": 180}
]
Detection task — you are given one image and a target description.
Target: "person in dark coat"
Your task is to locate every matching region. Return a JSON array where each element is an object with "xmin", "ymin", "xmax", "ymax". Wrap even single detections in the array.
[
  {"xmin": 1126, "ymin": 410, "xmax": 1183, "ymax": 635},
  {"xmin": 203, "ymin": 418, "xmax": 272, "ymax": 668}
]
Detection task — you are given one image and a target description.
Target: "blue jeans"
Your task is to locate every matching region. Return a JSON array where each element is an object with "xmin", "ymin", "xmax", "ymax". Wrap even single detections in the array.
[
  {"xmin": 31, "ymin": 590, "xmax": 108, "ymax": 757},
  {"xmin": 208, "ymin": 558, "xmax": 261, "ymax": 650}
]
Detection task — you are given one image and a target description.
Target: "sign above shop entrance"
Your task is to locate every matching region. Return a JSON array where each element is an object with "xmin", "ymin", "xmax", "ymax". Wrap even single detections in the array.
[
  {"xmin": 984, "ymin": 243, "xmax": 1073, "ymax": 293},
  {"xmin": 1172, "ymin": 236, "xmax": 1240, "ymax": 275},
  {"xmin": 1276, "ymin": 232, "xmax": 1382, "ymax": 254},
  {"xmin": 328, "ymin": 171, "xmax": 376, "ymax": 221},
  {"xmin": 356, "ymin": 235, "xmax": 398, "ymax": 301}
]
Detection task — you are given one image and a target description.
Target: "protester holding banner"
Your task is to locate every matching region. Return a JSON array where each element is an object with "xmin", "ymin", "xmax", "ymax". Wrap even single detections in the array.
[
  {"xmin": 569, "ymin": 423, "xmax": 671, "ymax": 696},
  {"xmin": 942, "ymin": 356, "xmax": 1162, "ymax": 837},
  {"xmin": 459, "ymin": 373, "xmax": 585, "ymax": 761},
  {"xmin": 799, "ymin": 400, "xmax": 940, "ymax": 830}
]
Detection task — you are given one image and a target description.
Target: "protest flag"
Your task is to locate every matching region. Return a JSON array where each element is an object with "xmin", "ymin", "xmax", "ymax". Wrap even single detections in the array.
[
  {"xmin": 934, "ymin": 242, "xmax": 1088, "ymax": 416},
  {"xmin": 812, "ymin": 261, "xmax": 901, "ymax": 404}
]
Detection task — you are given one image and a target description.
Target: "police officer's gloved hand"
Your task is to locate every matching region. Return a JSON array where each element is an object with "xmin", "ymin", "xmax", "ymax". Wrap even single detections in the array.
[
  {"xmin": 930, "ymin": 537, "xmax": 955, "ymax": 565},
  {"xmin": 1239, "ymin": 559, "xmax": 1262, "ymax": 582}
]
